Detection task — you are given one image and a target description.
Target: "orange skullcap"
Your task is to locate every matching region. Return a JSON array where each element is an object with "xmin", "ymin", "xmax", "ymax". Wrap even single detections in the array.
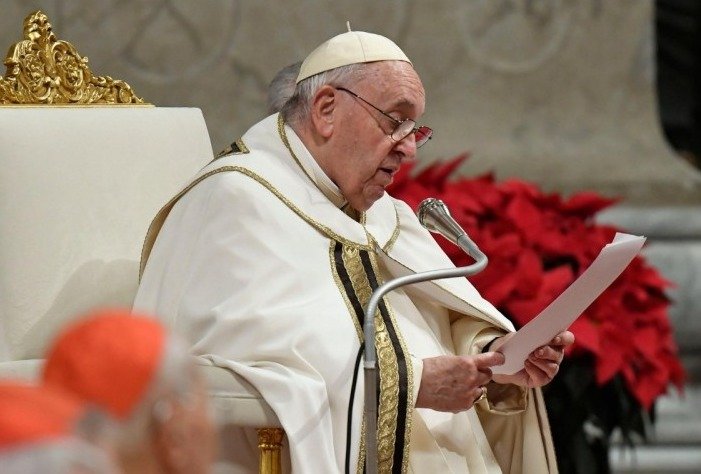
[
  {"xmin": 43, "ymin": 308, "xmax": 166, "ymax": 420},
  {"xmin": 0, "ymin": 381, "xmax": 85, "ymax": 450}
]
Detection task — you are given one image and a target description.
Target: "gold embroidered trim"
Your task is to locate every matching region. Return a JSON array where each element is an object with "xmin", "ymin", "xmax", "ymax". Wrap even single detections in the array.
[
  {"xmin": 366, "ymin": 252, "xmax": 413, "ymax": 474},
  {"xmin": 375, "ymin": 304, "xmax": 401, "ymax": 471},
  {"xmin": 277, "ymin": 113, "xmax": 361, "ymax": 215},
  {"xmin": 381, "ymin": 205, "xmax": 401, "ymax": 253},
  {"xmin": 234, "ymin": 138, "xmax": 249, "ymax": 154},
  {"xmin": 329, "ymin": 242, "xmax": 366, "ymax": 473},
  {"xmin": 348, "ymin": 252, "xmax": 402, "ymax": 472},
  {"xmin": 357, "ymin": 416, "xmax": 367, "ymax": 474},
  {"xmin": 329, "ymin": 242, "xmax": 364, "ymax": 341},
  {"xmin": 277, "ymin": 113, "xmax": 322, "ymax": 190},
  {"xmin": 330, "ymin": 241, "xmax": 411, "ymax": 472},
  {"xmin": 140, "ymin": 164, "xmax": 373, "ymax": 276},
  {"xmin": 1, "ymin": 11, "xmax": 146, "ymax": 105},
  {"xmin": 214, "ymin": 138, "xmax": 250, "ymax": 159},
  {"xmin": 351, "ymin": 255, "xmax": 397, "ymax": 471},
  {"xmin": 234, "ymin": 167, "xmax": 371, "ymax": 249}
]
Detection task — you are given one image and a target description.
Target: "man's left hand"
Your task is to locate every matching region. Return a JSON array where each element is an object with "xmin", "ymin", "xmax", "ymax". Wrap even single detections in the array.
[{"xmin": 490, "ymin": 331, "xmax": 575, "ymax": 388}]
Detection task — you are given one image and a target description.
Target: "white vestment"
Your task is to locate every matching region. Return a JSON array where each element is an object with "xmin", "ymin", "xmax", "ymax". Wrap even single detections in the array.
[{"xmin": 134, "ymin": 114, "xmax": 557, "ymax": 473}]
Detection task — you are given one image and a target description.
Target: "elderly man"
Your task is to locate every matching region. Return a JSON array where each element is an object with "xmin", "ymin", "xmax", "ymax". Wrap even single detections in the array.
[
  {"xmin": 42, "ymin": 309, "xmax": 217, "ymax": 474},
  {"xmin": 135, "ymin": 29, "xmax": 573, "ymax": 473}
]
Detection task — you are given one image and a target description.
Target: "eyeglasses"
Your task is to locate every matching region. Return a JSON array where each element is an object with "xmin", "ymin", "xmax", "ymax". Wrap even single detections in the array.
[{"xmin": 335, "ymin": 87, "xmax": 433, "ymax": 148}]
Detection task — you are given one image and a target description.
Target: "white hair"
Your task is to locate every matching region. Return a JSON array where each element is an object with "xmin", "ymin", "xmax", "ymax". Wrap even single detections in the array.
[
  {"xmin": 267, "ymin": 61, "xmax": 302, "ymax": 115},
  {"xmin": 280, "ymin": 63, "xmax": 366, "ymax": 126},
  {"xmin": 0, "ymin": 438, "xmax": 119, "ymax": 474},
  {"xmin": 114, "ymin": 334, "xmax": 199, "ymax": 454}
]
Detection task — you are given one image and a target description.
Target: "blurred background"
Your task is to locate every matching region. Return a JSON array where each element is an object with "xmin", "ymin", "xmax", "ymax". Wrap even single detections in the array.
[{"xmin": 2, "ymin": 1, "xmax": 700, "ymax": 472}]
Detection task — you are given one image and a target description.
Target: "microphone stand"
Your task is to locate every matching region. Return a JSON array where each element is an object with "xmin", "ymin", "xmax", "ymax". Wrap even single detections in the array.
[{"xmin": 363, "ymin": 198, "xmax": 487, "ymax": 474}]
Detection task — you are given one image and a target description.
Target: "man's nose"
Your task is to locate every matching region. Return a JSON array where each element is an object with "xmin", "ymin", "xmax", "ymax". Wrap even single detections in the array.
[{"xmin": 394, "ymin": 133, "xmax": 417, "ymax": 162}]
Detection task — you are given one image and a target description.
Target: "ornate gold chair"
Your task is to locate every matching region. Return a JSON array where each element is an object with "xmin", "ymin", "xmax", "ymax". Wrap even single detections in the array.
[{"xmin": 0, "ymin": 11, "xmax": 285, "ymax": 473}]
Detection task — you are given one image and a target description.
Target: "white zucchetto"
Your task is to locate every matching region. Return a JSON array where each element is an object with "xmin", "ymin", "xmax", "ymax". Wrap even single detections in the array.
[{"xmin": 296, "ymin": 29, "xmax": 412, "ymax": 84}]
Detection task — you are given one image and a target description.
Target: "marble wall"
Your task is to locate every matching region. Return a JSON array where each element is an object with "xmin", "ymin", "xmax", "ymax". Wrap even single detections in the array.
[{"xmin": 3, "ymin": 0, "xmax": 700, "ymax": 205}]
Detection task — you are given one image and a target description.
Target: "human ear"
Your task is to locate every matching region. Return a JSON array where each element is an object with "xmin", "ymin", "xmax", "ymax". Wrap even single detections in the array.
[{"xmin": 310, "ymin": 85, "xmax": 336, "ymax": 138}]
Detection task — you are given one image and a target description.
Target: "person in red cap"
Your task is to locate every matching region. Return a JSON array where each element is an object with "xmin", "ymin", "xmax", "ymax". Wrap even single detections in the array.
[
  {"xmin": 42, "ymin": 309, "xmax": 217, "ymax": 474},
  {"xmin": 0, "ymin": 380, "xmax": 119, "ymax": 473}
]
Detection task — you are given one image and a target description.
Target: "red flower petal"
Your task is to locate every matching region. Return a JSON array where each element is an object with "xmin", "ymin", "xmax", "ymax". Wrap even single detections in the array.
[
  {"xmin": 570, "ymin": 318, "xmax": 601, "ymax": 355},
  {"xmin": 561, "ymin": 191, "xmax": 619, "ymax": 217},
  {"xmin": 386, "ymin": 157, "xmax": 686, "ymax": 407}
]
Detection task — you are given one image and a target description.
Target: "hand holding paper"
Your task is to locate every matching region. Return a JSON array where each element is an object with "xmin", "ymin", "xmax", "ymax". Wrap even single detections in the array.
[{"xmin": 491, "ymin": 233, "xmax": 646, "ymax": 376}]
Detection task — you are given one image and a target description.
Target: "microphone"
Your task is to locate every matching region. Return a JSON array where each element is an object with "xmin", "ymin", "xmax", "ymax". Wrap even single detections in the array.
[
  {"xmin": 417, "ymin": 198, "xmax": 487, "ymax": 272},
  {"xmin": 363, "ymin": 198, "xmax": 487, "ymax": 474}
]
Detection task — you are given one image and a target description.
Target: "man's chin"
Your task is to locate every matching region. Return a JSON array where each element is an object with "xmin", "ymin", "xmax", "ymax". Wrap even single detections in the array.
[
  {"xmin": 365, "ymin": 189, "xmax": 387, "ymax": 210},
  {"xmin": 348, "ymin": 190, "xmax": 385, "ymax": 213}
]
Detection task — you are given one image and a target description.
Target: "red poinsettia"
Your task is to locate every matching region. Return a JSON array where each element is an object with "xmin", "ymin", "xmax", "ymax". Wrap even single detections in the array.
[{"xmin": 388, "ymin": 154, "xmax": 685, "ymax": 409}]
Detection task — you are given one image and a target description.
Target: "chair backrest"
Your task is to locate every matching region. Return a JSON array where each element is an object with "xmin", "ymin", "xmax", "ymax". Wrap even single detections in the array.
[{"xmin": 0, "ymin": 11, "xmax": 213, "ymax": 362}]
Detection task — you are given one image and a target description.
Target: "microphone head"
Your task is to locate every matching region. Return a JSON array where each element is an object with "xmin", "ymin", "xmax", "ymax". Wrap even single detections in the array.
[{"xmin": 417, "ymin": 198, "xmax": 466, "ymax": 245}]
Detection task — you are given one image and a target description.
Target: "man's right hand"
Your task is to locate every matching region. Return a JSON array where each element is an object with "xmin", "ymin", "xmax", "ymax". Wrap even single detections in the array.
[{"xmin": 415, "ymin": 352, "xmax": 505, "ymax": 412}]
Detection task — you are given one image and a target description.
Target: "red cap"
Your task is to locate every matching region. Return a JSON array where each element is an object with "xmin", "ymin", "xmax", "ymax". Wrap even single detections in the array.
[
  {"xmin": 0, "ymin": 381, "xmax": 85, "ymax": 450},
  {"xmin": 43, "ymin": 309, "xmax": 166, "ymax": 420}
]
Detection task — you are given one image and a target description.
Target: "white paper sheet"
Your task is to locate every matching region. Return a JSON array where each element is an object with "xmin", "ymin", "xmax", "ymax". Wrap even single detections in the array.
[{"xmin": 491, "ymin": 232, "xmax": 646, "ymax": 375}]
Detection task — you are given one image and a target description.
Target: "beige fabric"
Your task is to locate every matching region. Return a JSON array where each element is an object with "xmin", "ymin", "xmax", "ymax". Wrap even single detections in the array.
[
  {"xmin": 453, "ymin": 319, "xmax": 558, "ymax": 473},
  {"xmin": 0, "ymin": 107, "xmax": 212, "ymax": 361},
  {"xmin": 384, "ymin": 284, "xmax": 503, "ymax": 473},
  {"xmin": 297, "ymin": 30, "xmax": 412, "ymax": 83}
]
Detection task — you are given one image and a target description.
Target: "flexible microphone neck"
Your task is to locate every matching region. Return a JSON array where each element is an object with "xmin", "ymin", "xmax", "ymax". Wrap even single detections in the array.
[{"xmin": 363, "ymin": 197, "xmax": 488, "ymax": 474}]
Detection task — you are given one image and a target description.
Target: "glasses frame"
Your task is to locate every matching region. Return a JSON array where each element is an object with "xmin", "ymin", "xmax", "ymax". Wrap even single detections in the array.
[{"xmin": 335, "ymin": 87, "xmax": 432, "ymax": 148}]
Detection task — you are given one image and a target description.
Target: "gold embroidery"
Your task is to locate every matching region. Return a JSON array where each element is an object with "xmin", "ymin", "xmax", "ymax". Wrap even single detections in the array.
[
  {"xmin": 234, "ymin": 138, "xmax": 249, "ymax": 154},
  {"xmin": 140, "ymin": 165, "xmax": 373, "ymax": 276},
  {"xmin": 1, "ymin": 11, "xmax": 146, "ymax": 105},
  {"xmin": 381, "ymin": 205, "xmax": 401, "ymax": 253},
  {"xmin": 214, "ymin": 138, "xmax": 250, "ymax": 159},
  {"xmin": 328, "ymin": 243, "xmax": 368, "ymax": 473},
  {"xmin": 140, "ymin": 157, "xmax": 410, "ymax": 471},
  {"xmin": 357, "ymin": 416, "xmax": 367, "ymax": 474},
  {"xmin": 329, "ymin": 240, "xmax": 411, "ymax": 473},
  {"xmin": 235, "ymin": 167, "xmax": 370, "ymax": 249},
  {"xmin": 358, "ymin": 202, "xmax": 400, "ymax": 254},
  {"xmin": 375, "ymin": 312, "xmax": 400, "ymax": 472},
  {"xmin": 367, "ymin": 252, "xmax": 414, "ymax": 474},
  {"xmin": 329, "ymin": 242, "xmax": 364, "ymax": 341},
  {"xmin": 277, "ymin": 113, "xmax": 320, "ymax": 190},
  {"xmin": 342, "ymin": 248, "xmax": 402, "ymax": 473},
  {"xmin": 278, "ymin": 112, "xmax": 402, "ymax": 250}
]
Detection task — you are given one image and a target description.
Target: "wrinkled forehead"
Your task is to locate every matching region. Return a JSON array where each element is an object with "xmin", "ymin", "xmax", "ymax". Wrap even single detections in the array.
[{"xmin": 356, "ymin": 61, "xmax": 426, "ymax": 114}]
